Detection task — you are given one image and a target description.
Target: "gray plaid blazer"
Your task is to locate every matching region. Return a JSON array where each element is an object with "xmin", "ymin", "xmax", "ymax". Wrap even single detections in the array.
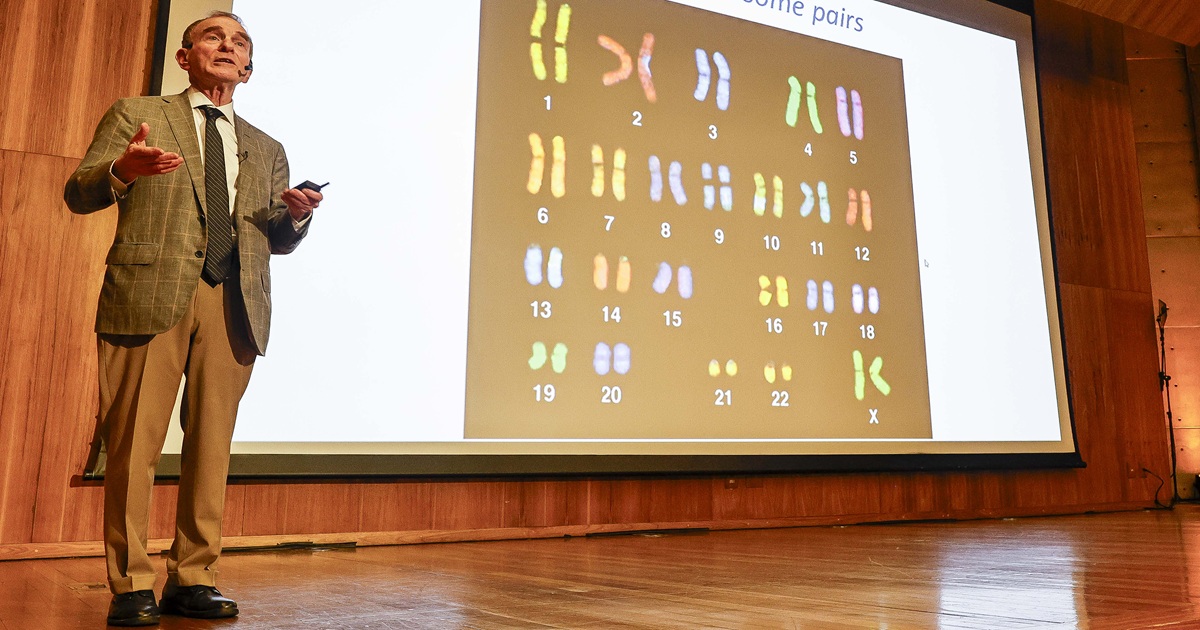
[{"xmin": 64, "ymin": 91, "xmax": 309, "ymax": 355}]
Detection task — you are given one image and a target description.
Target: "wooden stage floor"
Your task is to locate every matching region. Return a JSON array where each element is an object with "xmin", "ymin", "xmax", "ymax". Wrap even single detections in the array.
[{"xmin": 7, "ymin": 505, "xmax": 1200, "ymax": 629}]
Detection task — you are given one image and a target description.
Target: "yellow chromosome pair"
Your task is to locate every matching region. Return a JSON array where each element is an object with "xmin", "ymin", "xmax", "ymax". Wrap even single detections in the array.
[
  {"xmin": 758, "ymin": 275, "xmax": 789, "ymax": 307},
  {"xmin": 527, "ymin": 133, "xmax": 566, "ymax": 198},
  {"xmin": 763, "ymin": 361, "xmax": 793, "ymax": 384},
  {"xmin": 752, "ymin": 173, "xmax": 784, "ymax": 218},
  {"xmin": 590, "ymin": 145, "xmax": 627, "ymax": 201},
  {"xmin": 708, "ymin": 359, "xmax": 739, "ymax": 377},
  {"xmin": 530, "ymin": 0, "xmax": 571, "ymax": 83}
]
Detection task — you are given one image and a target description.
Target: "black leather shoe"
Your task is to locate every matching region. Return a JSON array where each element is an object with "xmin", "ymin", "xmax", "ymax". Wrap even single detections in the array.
[
  {"xmin": 159, "ymin": 584, "xmax": 239, "ymax": 619},
  {"xmin": 107, "ymin": 590, "xmax": 160, "ymax": 626}
]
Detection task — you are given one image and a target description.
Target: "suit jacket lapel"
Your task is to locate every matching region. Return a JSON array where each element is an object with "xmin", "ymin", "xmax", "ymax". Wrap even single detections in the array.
[
  {"xmin": 161, "ymin": 91, "xmax": 207, "ymax": 215},
  {"xmin": 233, "ymin": 116, "xmax": 262, "ymax": 222}
]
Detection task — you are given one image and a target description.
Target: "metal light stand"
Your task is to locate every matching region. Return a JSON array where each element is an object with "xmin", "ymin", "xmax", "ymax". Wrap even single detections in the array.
[{"xmin": 1157, "ymin": 300, "xmax": 1180, "ymax": 504}]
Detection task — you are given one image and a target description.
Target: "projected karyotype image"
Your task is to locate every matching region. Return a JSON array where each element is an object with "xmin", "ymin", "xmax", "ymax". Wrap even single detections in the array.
[{"xmin": 467, "ymin": 0, "xmax": 930, "ymax": 440}]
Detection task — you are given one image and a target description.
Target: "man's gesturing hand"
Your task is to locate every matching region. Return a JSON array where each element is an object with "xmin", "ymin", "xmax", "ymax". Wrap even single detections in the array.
[{"xmin": 111, "ymin": 123, "xmax": 183, "ymax": 183}]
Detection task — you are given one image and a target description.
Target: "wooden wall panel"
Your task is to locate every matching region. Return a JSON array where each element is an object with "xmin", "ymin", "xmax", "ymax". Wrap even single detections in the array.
[
  {"xmin": 1054, "ymin": 0, "xmax": 1200, "ymax": 47},
  {"xmin": 0, "ymin": 0, "xmax": 1180, "ymax": 559},
  {"xmin": 0, "ymin": 149, "xmax": 112, "ymax": 544},
  {"xmin": 0, "ymin": 0, "xmax": 157, "ymax": 158},
  {"xmin": 1039, "ymin": 4, "xmax": 1149, "ymax": 293}
]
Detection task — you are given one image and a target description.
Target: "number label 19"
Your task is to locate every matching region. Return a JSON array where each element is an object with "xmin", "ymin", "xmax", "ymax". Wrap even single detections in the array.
[{"xmin": 534, "ymin": 384, "xmax": 556, "ymax": 402}]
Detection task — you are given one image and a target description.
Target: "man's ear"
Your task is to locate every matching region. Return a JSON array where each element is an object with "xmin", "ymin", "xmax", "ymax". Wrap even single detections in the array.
[
  {"xmin": 240, "ymin": 67, "xmax": 253, "ymax": 84},
  {"xmin": 175, "ymin": 47, "xmax": 190, "ymax": 71}
]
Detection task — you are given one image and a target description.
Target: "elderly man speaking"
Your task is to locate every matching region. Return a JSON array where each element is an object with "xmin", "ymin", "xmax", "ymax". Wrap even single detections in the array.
[{"xmin": 65, "ymin": 11, "xmax": 322, "ymax": 626}]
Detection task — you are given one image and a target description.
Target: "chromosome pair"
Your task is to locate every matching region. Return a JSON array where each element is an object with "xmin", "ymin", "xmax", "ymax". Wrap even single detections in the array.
[
  {"xmin": 594, "ymin": 342, "xmax": 631, "ymax": 375},
  {"xmin": 598, "ymin": 34, "xmax": 657, "ymax": 102},
  {"xmin": 707, "ymin": 359, "xmax": 738, "ymax": 377},
  {"xmin": 591, "ymin": 145, "xmax": 627, "ymax": 200},
  {"xmin": 806, "ymin": 280, "xmax": 835, "ymax": 314},
  {"xmin": 851, "ymin": 285, "xmax": 880, "ymax": 315},
  {"xmin": 852, "ymin": 351, "xmax": 890, "ymax": 400},
  {"xmin": 593, "ymin": 254, "xmax": 632, "ymax": 292},
  {"xmin": 800, "ymin": 181, "xmax": 831, "ymax": 223},
  {"xmin": 702, "ymin": 163, "xmax": 733, "ymax": 211},
  {"xmin": 785, "ymin": 77, "xmax": 823, "ymax": 133},
  {"xmin": 693, "ymin": 49, "xmax": 730, "ymax": 110},
  {"xmin": 753, "ymin": 173, "xmax": 785, "ymax": 218},
  {"xmin": 529, "ymin": 342, "xmax": 568, "ymax": 373},
  {"xmin": 763, "ymin": 361, "xmax": 793, "ymax": 384},
  {"xmin": 758, "ymin": 276, "xmax": 790, "ymax": 307},
  {"xmin": 846, "ymin": 189, "xmax": 872, "ymax": 231},
  {"xmin": 836, "ymin": 87, "xmax": 864, "ymax": 140},
  {"xmin": 648, "ymin": 156, "xmax": 687, "ymax": 205},
  {"xmin": 524, "ymin": 244, "xmax": 564, "ymax": 288},
  {"xmin": 653, "ymin": 263, "xmax": 693, "ymax": 298},
  {"xmin": 530, "ymin": 0, "xmax": 571, "ymax": 83},
  {"xmin": 527, "ymin": 134, "xmax": 566, "ymax": 198}
]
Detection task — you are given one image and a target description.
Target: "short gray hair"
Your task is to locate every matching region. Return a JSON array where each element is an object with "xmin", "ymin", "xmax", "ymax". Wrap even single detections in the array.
[{"xmin": 181, "ymin": 11, "xmax": 253, "ymax": 56}]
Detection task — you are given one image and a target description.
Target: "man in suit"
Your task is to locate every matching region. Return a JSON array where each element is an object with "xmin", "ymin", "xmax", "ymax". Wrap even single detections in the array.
[{"xmin": 64, "ymin": 12, "xmax": 322, "ymax": 626}]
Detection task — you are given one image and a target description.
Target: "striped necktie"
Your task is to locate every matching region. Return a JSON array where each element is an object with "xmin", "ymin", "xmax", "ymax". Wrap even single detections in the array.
[{"xmin": 200, "ymin": 105, "xmax": 234, "ymax": 284}]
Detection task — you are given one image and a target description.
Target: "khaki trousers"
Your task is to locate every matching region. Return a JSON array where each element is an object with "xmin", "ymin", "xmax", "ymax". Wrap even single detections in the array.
[{"xmin": 98, "ymin": 276, "xmax": 256, "ymax": 594}]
